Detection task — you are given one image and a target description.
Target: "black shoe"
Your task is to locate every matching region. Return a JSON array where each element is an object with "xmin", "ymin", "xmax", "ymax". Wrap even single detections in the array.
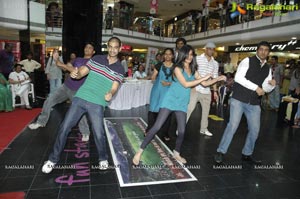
[
  {"xmin": 241, "ymin": 154, "xmax": 262, "ymax": 165},
  {"xmin": 15, "ymin": 96, "xmax": 21, "ymax": 104},
  {"xmin": 214, "ymin": 152, "xmax": 224, "ymax": 164}
]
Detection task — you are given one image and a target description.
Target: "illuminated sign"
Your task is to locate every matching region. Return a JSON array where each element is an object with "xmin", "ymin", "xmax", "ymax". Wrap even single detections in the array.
[{"xmin": 228, "ymin": 40, "xmax": 299, "ymax": 52}]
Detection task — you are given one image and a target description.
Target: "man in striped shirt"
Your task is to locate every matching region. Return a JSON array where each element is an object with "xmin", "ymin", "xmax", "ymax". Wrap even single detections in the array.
[
  {"xmin": 186, "ymin": 42, "xmax": 224, "ymax": 136},
  {"xmin": 41, "ymin": 37, "xmax": 125, "ymax": 173}
]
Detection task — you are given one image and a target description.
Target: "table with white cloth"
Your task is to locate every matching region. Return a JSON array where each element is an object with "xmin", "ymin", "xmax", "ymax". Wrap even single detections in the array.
[{"xmin": 108, "ymin": 79, "xmax": 153, "ymax": 110}]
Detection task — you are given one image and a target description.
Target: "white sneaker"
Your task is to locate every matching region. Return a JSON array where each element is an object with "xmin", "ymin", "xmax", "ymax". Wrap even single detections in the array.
[
  {"xmin": 173, "ymin": 150, "xmax": 187, "ymax": 164},
  {"xmin": 99, "ymin": 160, "xmax": 109, "ymax": 170},
  {"xmin": 42, "ymin": 160, "xmax": 55, "ymax": 174},
  {"xmin": 28, "ymin": 122, "xmax": 43, "ymax": 130},
  {"xmin": 82, "ymin": 134, "xmax": 89, "ymax": 142},
  {"xmin": 200, "ymin": 130, "xmax": 213, "ymax": 136}
]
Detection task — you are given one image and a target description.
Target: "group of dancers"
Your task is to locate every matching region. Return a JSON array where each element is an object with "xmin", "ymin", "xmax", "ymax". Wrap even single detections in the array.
[{"xmin": 28, "ymin": 37, "xmax": 275, "ymax": 174}]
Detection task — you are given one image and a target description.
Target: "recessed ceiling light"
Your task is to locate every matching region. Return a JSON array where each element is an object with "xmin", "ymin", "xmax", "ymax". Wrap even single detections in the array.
[
  {"xmin": 235, "ymin": 43, "xmax": 240, "ymax": 45},
  {"xmin": 291, "ymin": 37, "xmax": 297, "ymax": 40}
]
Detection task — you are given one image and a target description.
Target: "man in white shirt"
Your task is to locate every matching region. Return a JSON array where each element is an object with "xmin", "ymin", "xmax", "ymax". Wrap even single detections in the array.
[
  {"xmin": 187, "ymin": 42, "xmax": 225, "ymax": 136},
  {"xmin": 9, "ymin": 63, "xmax": 32, "ymax": 109},
  {"xmin": 215, "ymin": 41, "xmax": 276, "ymax": 164},
  {"xmin": 19, "ymin": 52, "xmax": 41, "ymax": 83}
]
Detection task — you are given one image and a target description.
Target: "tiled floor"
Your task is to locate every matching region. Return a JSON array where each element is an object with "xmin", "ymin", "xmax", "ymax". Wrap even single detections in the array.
[{"xmin": 0, "ymin": 103, "xmax": 300, "ymax": 199}]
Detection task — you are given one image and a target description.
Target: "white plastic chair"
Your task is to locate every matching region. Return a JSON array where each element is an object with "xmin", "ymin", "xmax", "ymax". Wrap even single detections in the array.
[{"xmin": 10, "ymin": 83, "xmax": 35, "ymax": 108}]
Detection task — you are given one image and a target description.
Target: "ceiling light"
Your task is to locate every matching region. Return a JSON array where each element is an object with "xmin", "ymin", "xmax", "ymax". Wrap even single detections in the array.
[
  {"xmin": 291, "ymin": 37, "xmax": 297, "ymax": 40},
  {"xmin": 174, "ymin": 17, "xmax": 177, "ymax": 21},
  {"xmin": 235, "ymin": 43, "xmax": 240, "ymax": 45}
]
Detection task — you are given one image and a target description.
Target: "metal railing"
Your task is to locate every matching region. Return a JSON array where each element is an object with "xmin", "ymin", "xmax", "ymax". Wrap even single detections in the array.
[
  {"xmin": 103, "ymin": 6, "xmax": 299, "ymax": 38},
  {"xmin": 46, "ymin": 10, "xmax": 63, "ymax": 29}
]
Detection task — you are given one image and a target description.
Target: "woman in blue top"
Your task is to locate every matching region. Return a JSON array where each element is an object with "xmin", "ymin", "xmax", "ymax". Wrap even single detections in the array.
[
  {"xmin": 133, "ymin": 45, "xmax": 226, "ymax": 164},
  {"xmin": 147, "ymin": 48, "xmax": 174, "ymax": 141}
]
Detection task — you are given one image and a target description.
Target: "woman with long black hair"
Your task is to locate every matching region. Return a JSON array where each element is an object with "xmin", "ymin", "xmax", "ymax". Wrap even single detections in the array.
[{"xmin": 133, "ymin": 45, "xmax": 226, "ymax": 165}]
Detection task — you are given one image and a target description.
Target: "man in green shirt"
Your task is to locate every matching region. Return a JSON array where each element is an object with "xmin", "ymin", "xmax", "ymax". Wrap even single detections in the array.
[{"xmin": 42, "ymin": 37, "xmax": 125, "ymax": 173}]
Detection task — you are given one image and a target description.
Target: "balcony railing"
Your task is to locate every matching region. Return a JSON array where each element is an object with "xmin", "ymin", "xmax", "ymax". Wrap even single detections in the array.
[
  {"xmin": 46, "ymin": 10, "xmax": 63, "ymax": 29},
  {"xmin": 103, "ymin": 5, "xmax": 300, "ymax": 38}
]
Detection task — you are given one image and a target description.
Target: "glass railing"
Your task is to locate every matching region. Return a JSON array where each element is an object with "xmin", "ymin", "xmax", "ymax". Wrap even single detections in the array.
[
  {"xmin": 103, "ymin": 5, "xmax": 299, "ymax": 37},
  {"xmin": 44, "ymin": 3, "xmax": 299, "ymax": 36}
]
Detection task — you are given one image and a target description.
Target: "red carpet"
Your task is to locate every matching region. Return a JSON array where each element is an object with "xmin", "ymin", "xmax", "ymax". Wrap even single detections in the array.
[
  {"xmin": 0, "ymin": 108, "xmax": 41, "ymax": 154},
  {"xmin": 0, "ymin": 192, "xmax": 25, "ymax": 199}
]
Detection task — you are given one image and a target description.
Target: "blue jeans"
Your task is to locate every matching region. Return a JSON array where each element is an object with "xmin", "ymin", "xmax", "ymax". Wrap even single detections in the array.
[
  {"xmin": 49, "ymin": 97, "xmax": 107, "ymax": 163},
  {"xmin": 269, "ymin": 85, "xmax": 280, "ymax": 109},
  {"xmin": 49, "ymin": 79, "xmax": 62, "ymax": 94},
  {"xmin": 217, "ymin": 98, "xmax": 261, "ymax": 156},
  {"xmin": 295, "ymin": 102, "xmax": 300, "ymax": 121},
  {"xmin": 37, "ymin": 84, "xmax": 90, "ymax": 136}
]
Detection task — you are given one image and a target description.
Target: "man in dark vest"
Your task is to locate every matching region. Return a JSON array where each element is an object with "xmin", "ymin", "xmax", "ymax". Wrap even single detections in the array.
[{"xmin": 214, "ymin": 41, "xmax": 276, "ymax": 164}]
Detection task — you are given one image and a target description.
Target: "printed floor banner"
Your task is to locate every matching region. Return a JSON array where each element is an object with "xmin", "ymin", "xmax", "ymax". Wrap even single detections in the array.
[{"xmin": 104, "ymin": 117, "xmax": 197, "ymax": 187}]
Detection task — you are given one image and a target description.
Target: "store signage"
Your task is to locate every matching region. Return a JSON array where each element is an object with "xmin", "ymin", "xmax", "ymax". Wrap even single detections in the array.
[
  {"xmin": 121, "ymin": 45, "xmax": 132, "ymax": 52},
  {"xmin": 230, "ymin": 2, "xmax": 298, "ymax": 18},
  {"xmin": 150, "ymin": 0, "xmax": 158, "ymax": 14},
  {"xmin": 228, "ymin": 40, "xmax": 299, "ymax": 52}
]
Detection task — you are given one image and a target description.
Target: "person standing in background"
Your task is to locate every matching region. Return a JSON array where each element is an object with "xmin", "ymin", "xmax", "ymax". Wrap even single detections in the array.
[
  {"xmin": 224, "ymin": 57, "xmax": 236, "ymax": 76},
  {"xmin": 0, "ymin": 43, "xmax": 15, "ymax": 80},
  {"xmin": 121, "ymin": 55, "xmax": 128, "ymax": 77},
  {"xmin": 45, "ymin": 49, "xmax": 63, "ymax": 94},
  {"xmin": 174, "ymin": 38, "xmax": 187, "ymax": 59},
  {"xmin": 105, "ymin": 6, "xmax": 113, "ymax": 29},
  {"xmin": 268, "ymin": 56, "xmax": 283, "ymax": 111},
  {"xmin": 19, "ymin": 52, "xmax": 41, "ymax": 84},
  {"xmin": 280, "ymin": 60, "xmax": 295, "ymax": 96}
]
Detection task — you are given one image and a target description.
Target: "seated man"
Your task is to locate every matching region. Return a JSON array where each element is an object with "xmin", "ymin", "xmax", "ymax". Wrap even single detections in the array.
[{"xmin": 9, "ymin": 63, "xmax": 32, "ymax": 110}]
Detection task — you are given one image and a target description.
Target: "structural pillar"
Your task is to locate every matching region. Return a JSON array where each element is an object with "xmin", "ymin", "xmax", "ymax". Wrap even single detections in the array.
[{"xmin": 63, "ymin": 0, "xmax": 103, "ymax": 60}]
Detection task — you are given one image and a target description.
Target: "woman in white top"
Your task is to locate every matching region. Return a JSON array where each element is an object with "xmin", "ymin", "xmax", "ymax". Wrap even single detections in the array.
[
  {"xmin": 133, "ymin": 64, "xmax": 148, "ymax": 79},
  {"xmin": 9, "ymin": 64, "xmax": 32, "ymax": 109},
  {"xmin": 45, "ymin": 49, "xmax": 63, "ymax": 94}
]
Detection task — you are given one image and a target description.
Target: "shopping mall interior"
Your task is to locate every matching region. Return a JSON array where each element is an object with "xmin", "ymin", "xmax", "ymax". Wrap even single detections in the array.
[{"xmin": 0, "ymin": 0, "xmax": 300, "ymax": 198}]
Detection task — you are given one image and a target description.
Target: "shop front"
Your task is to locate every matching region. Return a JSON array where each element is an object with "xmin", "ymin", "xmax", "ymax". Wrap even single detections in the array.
[{"xmin": 228, "ymin": 39, "xmax": 300, "ymax": 66}]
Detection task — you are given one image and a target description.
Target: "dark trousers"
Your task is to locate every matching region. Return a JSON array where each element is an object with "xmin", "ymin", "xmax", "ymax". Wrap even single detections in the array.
[
  {"xmin": 142, "ymin": 108, "xmax": 186, "ymax": 152},
  {"xmin": 147, "ymin": 111, "xmax": 172, "ymax": 138},
  {"xmin": 277, "ymin": 101, "xmax": 298, "ymax": 126}
]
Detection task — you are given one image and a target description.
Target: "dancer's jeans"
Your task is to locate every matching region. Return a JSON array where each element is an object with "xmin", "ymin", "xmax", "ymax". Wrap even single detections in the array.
[
  {"xmin": 141, "ymin": 108, "xmax": 186, "ymax": 152},
  {"xmin": 217, "ymin": 98, "xmax": 261, "ymax": 156},
  {"xmin": 37, "ymin": 84, "xmax": 90, "ymax": 136},
  {"xmin": 49, "ymin": 78, "xmax": 62, "ymax": 94},
  {"xmin": 269, "ymin": 85, "xmax": 280, "ymax": 109},
  {"xmin": 49, "ymin": 97, "xmax": 107, "ymax": 163}
]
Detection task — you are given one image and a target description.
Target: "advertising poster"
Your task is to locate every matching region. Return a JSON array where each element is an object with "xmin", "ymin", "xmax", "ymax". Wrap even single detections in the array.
[{"xmin": 104, "ymin": 117, "xmax": 197, "ymax": 187}]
